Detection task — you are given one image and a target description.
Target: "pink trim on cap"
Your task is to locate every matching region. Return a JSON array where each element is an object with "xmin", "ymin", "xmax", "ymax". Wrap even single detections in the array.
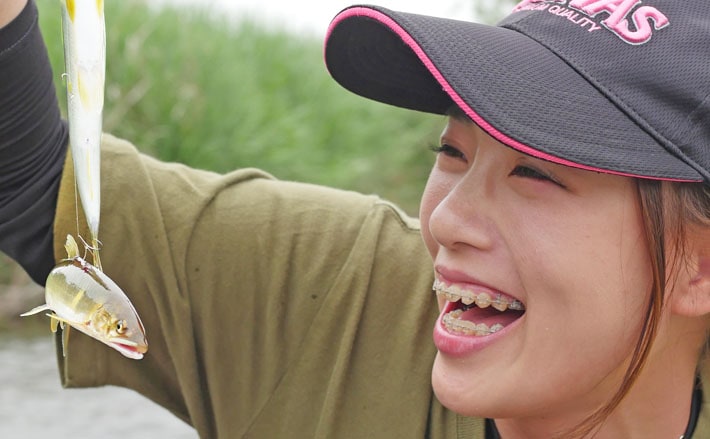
[{"xmin": 326, "ymin": 7, "xmax": 697, "ymax": 182}]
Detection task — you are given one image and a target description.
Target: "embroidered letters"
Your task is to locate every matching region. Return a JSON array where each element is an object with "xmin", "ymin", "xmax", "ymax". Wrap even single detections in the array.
[{"xmin": 512, "ymin": 0, "xmax": 669, "ymax": 44}]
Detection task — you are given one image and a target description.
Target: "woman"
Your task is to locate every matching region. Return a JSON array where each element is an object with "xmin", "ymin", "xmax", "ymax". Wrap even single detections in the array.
[
  {"xmin": 1, "ymin": 0, "xmax": 709, "ymax": 437},
  {"xmin": 325, "ymin": 3, "xmax": 710, "ymax": 436}
]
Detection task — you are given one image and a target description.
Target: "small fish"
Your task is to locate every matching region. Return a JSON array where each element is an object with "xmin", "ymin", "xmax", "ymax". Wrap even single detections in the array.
[
  {"xmin": 22, "ymin": 235, "xmax": 148, "ymax": 360},
  {"xmin": 61, "ymin": 0, "xmax": 106, "ymax": 269}
]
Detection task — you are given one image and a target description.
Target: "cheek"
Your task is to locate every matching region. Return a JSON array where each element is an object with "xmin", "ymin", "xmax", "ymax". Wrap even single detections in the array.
[
  {"xmin": 519, "ymin": 199, "xmax": 653, "ymax": 353},
  {"xmin": 528, "ymin": 210, "xmax": 648, "ymax": 302}
]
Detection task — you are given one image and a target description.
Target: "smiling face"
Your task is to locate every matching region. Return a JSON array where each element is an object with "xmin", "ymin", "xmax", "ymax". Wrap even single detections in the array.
[{"xmin": 420, "ymin": 115, "xmax": 654, "ymax": 426}]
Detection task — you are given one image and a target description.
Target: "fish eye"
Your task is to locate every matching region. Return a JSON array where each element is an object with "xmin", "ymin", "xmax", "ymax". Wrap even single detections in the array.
[{"xmin": 115, "ymin": 320, "xmax": 127, "ymax": 334}]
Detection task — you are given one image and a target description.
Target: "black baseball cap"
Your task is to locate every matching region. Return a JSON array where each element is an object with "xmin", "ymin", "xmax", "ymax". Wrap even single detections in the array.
[{"xmin": 324, "ymin": 1, "xmax": 710, "ymax": 183}]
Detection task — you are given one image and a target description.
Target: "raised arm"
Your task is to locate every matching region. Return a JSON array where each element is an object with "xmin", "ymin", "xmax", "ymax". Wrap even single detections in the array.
[
  {"xmin": 0, "ymin": 0, "xmax": 26, "ymax": 27},
  {"xmin": 0, "ymin": 0, "xmax": 69, "ymax": 284}
]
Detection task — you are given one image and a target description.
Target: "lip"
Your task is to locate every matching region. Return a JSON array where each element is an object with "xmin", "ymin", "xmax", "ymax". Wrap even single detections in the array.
[
  {"xmin": 106, "ymin": 340, "xmax": 148, "ymax": 360},
  {"xmin": 433, "ymin": 301, "xmax": 524, "ymax": 357},
  {"xmin": 432, "ymin": 266, "xmax": 525, "ymax": 357}
]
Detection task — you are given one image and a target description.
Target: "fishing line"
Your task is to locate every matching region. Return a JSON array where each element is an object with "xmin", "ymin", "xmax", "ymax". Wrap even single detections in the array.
[
  {"xmin": 73, "ymin": 162, "xmax": 81, "ymax": 243},
  {"xmin": 69, "ymin": 152, "xmax": 96, "ymax": 262}
]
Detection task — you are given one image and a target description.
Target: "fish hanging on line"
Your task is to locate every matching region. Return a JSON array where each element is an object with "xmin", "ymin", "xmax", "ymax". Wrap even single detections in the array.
[
  {"xmin": 20, "ymin": 0, "xmax": 148, "ymax": 359},
  {"xmin": 22, "ymin": 235, "xmax": 148, "ymax": 359},
  {"xmin": 62, "ymin": 0, "xmax": 105, "ymax": 269}
]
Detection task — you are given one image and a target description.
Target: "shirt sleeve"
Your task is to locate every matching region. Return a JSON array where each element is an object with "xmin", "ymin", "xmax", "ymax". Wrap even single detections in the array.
[
  {"xmin": 53, "ymin": 134, "xmax": 470, "ymax": 438},
  {"xmin": 0, "ymin": 0, "xmax": 68, "ymax": 285}
]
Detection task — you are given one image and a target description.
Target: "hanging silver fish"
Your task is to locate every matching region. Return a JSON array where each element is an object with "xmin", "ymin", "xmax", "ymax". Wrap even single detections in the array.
[{"xmin": 61, "ymin": 0, "xmax": 105, "ymax": 269}]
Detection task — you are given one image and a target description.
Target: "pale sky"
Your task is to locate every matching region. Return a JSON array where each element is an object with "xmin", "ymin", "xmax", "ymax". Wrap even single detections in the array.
[{"xmin": 151, "ymin": 0, "xmax": 495, "ymax": 36}]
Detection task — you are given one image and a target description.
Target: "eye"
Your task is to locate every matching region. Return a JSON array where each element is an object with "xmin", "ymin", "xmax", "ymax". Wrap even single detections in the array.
[
  {"xmin": 115, "ymin": 320, "xmax": 127, "ymax": 334},
  {"xmin": 510, "ymin": 165, "xmax": 565, "ymax": 188},
  {"xmin": 510, "ymin": 165, "xmax": 549, "ymax": 180},
  {"xmin": 510, "ymin": 165, "xmax": 566, "ymax": 188},
  {"xmin": 430, "ymin": 144, "xmax": 466, "ymax": 161}
]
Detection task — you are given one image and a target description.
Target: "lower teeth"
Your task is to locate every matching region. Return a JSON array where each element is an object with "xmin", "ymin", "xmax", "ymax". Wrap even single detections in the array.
[{"xmin": 442, "ymin": 310, "xmax": 504, "ymax": 336}]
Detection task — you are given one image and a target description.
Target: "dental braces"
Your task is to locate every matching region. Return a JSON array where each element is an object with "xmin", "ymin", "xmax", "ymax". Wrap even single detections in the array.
[{"xmin": 433, "ymin": 280, "xmax": 525, "ymax": 311}]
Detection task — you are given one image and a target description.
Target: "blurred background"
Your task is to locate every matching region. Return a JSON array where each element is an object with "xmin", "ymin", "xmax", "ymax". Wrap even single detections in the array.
[{"xmin": 0, "ymin": 0, "xmax": 514, "ymax": 437}]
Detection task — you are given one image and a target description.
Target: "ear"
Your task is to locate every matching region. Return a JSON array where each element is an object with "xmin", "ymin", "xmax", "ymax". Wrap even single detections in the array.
[{"xmin": 670, "ymin": 229, "xmax": 710, "ymax": 317}]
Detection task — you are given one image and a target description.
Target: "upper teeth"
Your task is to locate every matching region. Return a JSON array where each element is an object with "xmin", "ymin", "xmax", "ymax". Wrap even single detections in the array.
[{"xmin": 432, "ymin": 279, "xmax": 525, "ymax": 311}]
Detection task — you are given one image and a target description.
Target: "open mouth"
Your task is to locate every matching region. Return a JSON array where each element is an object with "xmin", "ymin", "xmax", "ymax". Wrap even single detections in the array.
[
  {"xmin": 433, "ymin": 279, "xmax": 525, "ymax": 336},
  {"xmin": 108, "ymin": 339, "xmax": 148, "ymax": 360}
]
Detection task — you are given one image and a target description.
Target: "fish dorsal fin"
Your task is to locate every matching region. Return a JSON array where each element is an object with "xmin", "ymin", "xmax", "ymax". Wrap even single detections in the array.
[{"xmin": 65, "ymin": 234, "xmax": 80, "ymax": 259}]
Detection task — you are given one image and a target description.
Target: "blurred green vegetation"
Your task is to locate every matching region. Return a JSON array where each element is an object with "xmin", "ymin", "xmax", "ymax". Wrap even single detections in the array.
[
  {"xmin": 2, "ymin": 0, "xmax": 516, "ymax": 328},
  {"xmin": 40, "ymin": 0, "xmax": 444, "ymax": 212}
]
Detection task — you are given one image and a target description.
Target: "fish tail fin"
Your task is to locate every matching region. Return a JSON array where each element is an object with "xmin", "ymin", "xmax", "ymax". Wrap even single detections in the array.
[{"xmin": 20, "ymin": 304, "xmax": 51, "ymax": 317}]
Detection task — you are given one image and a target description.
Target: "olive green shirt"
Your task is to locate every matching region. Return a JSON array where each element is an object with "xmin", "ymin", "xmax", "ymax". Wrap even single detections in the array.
[
  {"xmin": 52, "ymin": 135, "xmax": 710, "ymax": 438},
  {"xmin": 52, "ymin": 134, "xmax": 484, "ymax": 438}
]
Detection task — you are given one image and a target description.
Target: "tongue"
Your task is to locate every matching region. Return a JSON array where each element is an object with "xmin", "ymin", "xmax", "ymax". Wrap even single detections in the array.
[{"xmin": 459, "ymin": 306, "xmax": 524, "ymax": 327}]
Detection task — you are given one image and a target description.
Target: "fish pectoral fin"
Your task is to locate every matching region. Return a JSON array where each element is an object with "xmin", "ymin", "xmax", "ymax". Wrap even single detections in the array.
[
  {"xmin": 46, "ymin": 314, "xmax": 73, "ymax": 356},
  {"xmin": 46, "ymin": 313, "xmax": 83, "ymax": 329},
  {"xmin": 49, "ymin": 314, "xmax": 60, "ymax": 333},
  {"xmin": 62, "ymin": 325, "xmax": 70, "ymax": 357},
  {"xmin": 20, "ymin": 304, "xmax": 51, "ymax": 317}
]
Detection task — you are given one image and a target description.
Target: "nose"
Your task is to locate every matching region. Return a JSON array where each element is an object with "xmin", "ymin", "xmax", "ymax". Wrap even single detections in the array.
[{"xmin": 426, "ymin": 166, "xmax": 497, "ymax": 253}]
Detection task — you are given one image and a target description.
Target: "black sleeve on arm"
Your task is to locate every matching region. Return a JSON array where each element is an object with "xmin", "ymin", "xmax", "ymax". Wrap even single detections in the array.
[{"xmin": 0, "ymin": 0, "xmax": 68, "ymax": 285}]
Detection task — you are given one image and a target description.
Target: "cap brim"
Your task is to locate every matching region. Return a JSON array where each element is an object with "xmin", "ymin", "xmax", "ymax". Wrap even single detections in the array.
[{"xmin": 324, "ymin": 5, "xmax": 702, "ymax": 182}]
